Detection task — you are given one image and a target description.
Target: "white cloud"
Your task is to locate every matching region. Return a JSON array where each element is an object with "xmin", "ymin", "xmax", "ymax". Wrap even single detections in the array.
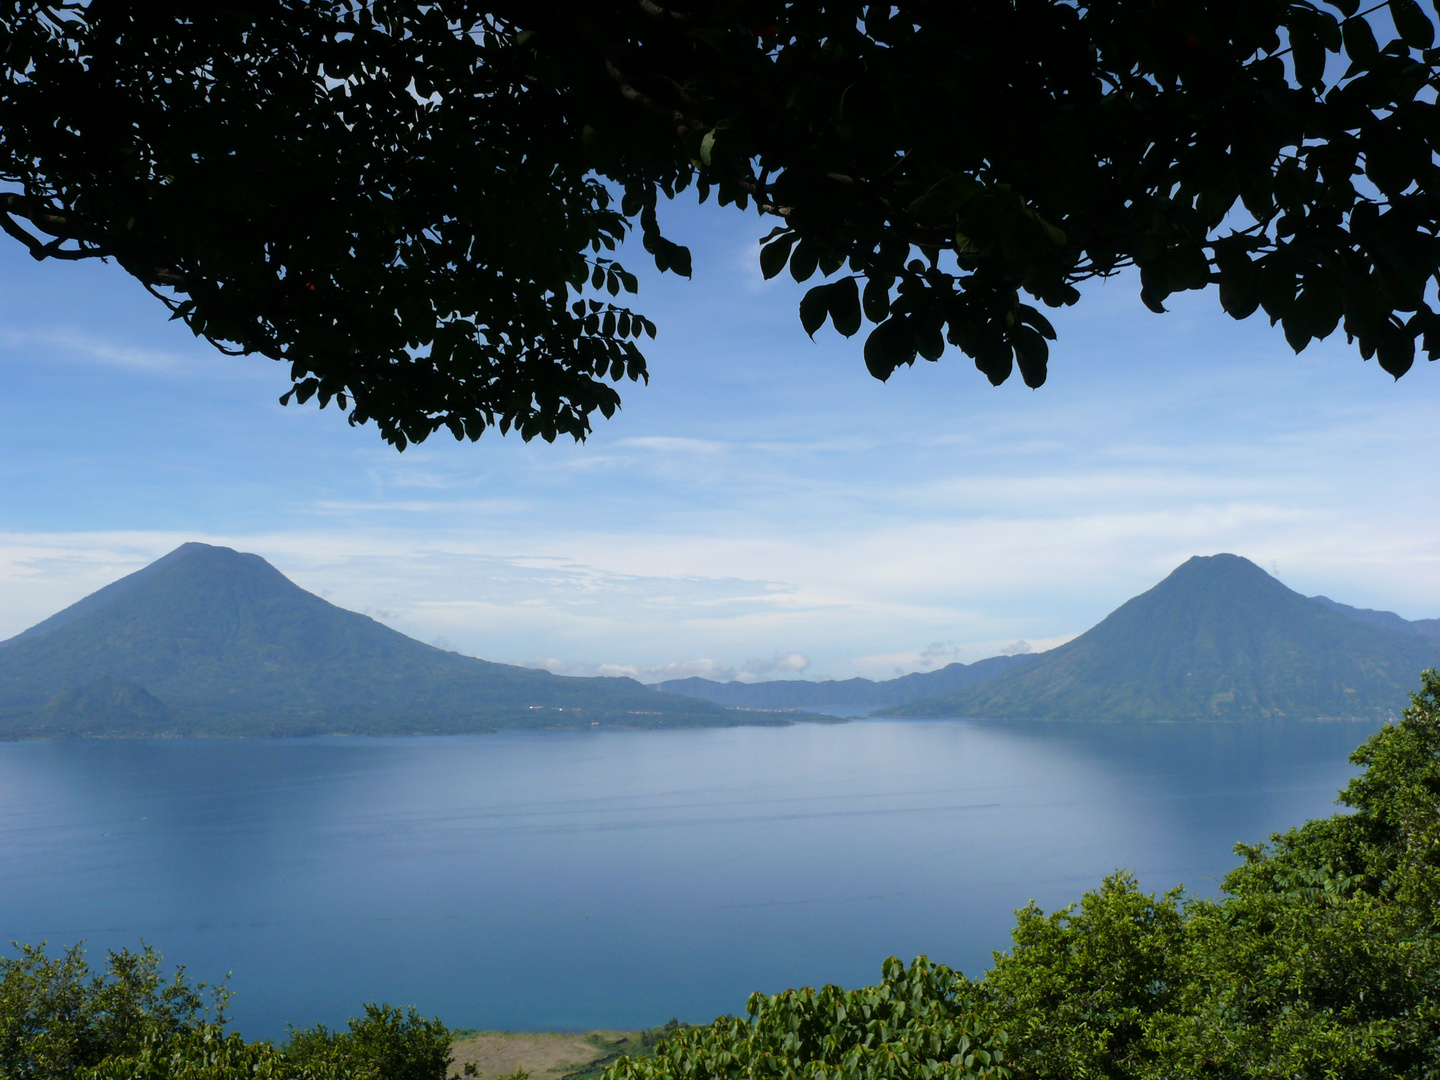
[
  {"xmin": 616, "ymin": 436, "xmax": 727, "ymax": 455},
  {"xmin": 2, "ymin": 491, "xmax": 1436, "ymax": 680},
  {"xmin": 848, "ymin": 635, "xmax": 1076, "ymax": 678},
  {"xmin": 740, "ymin": 651, "xmax": 811, "ymax": 677},
  {"xmin": 570, "ymin": 657, "xmax": 735, "ymax": 682},
  {"xmin": 916, "ymin": 642, "xmax": 964, "ymax": 667},
  {"xmin": 1, "ymin": 329, "xmax": 178, "ymax": 371},
  {"xmin": 523, "ymin": 652, "xmax": 811, "ymax": 685}
]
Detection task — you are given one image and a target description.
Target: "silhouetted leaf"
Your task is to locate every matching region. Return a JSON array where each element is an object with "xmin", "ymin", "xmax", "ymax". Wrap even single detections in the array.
[
  {"xmin": 829, "ymin": 278, "xmax": 862, "ymax": 337},
  {"xmin": 799, "ymin": 284, "xmax": 830, "ymax": 337},
  {"xmin": 1377, "ymin": 326, "xmax": 1416, "ymax": 376},
  {"xmin": 1217, "ymin": 249, "xmax": 1261, "ymax": 319},
  {"xmin": 914, "ymin": 313, "xmax": 945, "ymax": 360},
  {"xmin": 1012, "ymin": 326, "xmax": 1049, "ymax": 387},
  {"xmin": 759, "ymin": 233, "xmax": 796, "ymax": 280},
  {"xmin": 1344, "ymin": 16, "xmax": 1380, "ymax": 64},
  {"xmin": 1391, "ymin": 0, "xmax": 1435, "ymax": 48},
  {"xmin": 789, "ymin": 239, "xmax": 819, "ymax": 283},
  {"xmin": 862, "ymin": 278, "xmax": 892, "ymax": 323},
  {"xmin": 908, "ymin": 174, "xmax": 983, "ymax": 223},
  {"xmin": 863, "ymin": 317, "xmax": 916, "ymax": 380}
]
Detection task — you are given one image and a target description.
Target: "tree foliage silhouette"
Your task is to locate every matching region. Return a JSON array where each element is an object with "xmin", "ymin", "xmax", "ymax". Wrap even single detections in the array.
[{"xmin": 3, "ymin": 1, "xmax": 1438, "ymax": 448}]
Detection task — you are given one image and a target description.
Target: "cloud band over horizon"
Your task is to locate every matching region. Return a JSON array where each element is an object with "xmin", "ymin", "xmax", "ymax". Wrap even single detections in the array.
[{"xmin": 1, "ymin": 199, "xmax": 1436, "ymax": 682}]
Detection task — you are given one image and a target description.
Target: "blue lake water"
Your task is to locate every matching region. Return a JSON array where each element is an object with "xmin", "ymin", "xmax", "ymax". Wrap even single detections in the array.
[{"xmin": 0, "ymin": 719, "xmax": 1380, "ymax": 1040}]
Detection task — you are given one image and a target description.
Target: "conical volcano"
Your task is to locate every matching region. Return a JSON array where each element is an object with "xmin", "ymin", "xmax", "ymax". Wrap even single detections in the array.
[
  {"xmin": 888, "ymin": 554, "xmax": 1440, "ymax": 721},
  {"xmin": 0, "ymin": 543, "xmax": 732, "ymax": 736}
]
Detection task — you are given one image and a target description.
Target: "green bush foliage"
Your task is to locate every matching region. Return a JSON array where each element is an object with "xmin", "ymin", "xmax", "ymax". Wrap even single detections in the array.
[
  {"xmin": 280, "ymin": 1005, "xmax": 452, "ymax": 1080},
  {"xmin": 75, "ymin": 1005, "xmax": 450, "ymax": 1080},
  {"xmin": 975, "ymin": 669, "xmax": 1440, "ymax": 1079},
  {"xmin": 608, "ymin": 957, "xmax": 1008, "ymax": 1080},
  {"xmin": 0, "ymin": 942, "xmax": 223, "ymax": 1080},
  {"xmin": 0, "ymin": 943, "xmax": 449, "ymax": 1080}
]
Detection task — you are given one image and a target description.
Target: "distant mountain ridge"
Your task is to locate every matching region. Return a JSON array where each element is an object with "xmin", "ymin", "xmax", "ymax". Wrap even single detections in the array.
[
  {"xmin": 884, "ymin": 554, "xmax": 1440, "ymax": 721},
  {"xmin": 657, "ymin": 654, "xmax": 1037, "ymax": 709},
  {"xmin": 1309, "ymin": 595, "xmax": 1440, "ymax": 641},
  {"xmin": 8, "ymin": 545, "xmax": 1435, "ymax": 735},
  {"xmin": 0, "ymin": 543, "xmax": 763, "ymax": 737}
]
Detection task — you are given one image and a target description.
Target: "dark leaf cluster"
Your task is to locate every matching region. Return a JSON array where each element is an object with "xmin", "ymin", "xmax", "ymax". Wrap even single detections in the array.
[
  {"xmin": 2, "ymin": 1, "xmax": 1438, "ymax": 446},
  {"xmin": 1, "ymin": 0, "xmax": 655, "ymax": 447},
  {"xmin": 569, "ymin": 0, "xmax": 1440, "ymax": 386}
]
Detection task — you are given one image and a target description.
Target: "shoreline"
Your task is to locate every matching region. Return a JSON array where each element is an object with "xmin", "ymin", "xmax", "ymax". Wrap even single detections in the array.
[{"xmin": 447, "ymin": 1028, "xmax": 670, "ymax": 1080}]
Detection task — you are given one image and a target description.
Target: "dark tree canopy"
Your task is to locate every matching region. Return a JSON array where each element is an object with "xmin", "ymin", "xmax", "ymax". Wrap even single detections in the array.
[{"xmin": 2, "ymin": 0, "xmax": 1438, "ymax": 448}]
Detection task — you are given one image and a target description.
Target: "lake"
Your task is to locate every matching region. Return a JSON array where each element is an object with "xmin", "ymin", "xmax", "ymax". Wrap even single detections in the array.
[{"xmin": 0, "ymin": 718, "xmax": 1380, "ymax": 1040}]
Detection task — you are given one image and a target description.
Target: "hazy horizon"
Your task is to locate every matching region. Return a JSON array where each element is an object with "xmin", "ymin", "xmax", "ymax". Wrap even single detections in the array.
[{"xmin": 3, "ymin": 198, "xmax": 1437, "ymax": 684}]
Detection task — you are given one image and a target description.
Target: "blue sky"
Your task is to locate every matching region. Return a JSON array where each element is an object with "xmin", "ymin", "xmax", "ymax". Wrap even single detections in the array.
[{"xmin": 2, "ymin": 197, "xmax": 1437, "ymax": 682}]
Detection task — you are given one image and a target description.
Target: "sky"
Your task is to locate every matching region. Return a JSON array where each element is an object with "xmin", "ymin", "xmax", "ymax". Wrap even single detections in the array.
[{"xmin": 1, "ymin": 196, "xmax": 1437, "ymax": 683}]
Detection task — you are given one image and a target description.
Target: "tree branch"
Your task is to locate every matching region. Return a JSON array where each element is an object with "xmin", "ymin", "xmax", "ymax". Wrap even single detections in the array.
[
  {"xmin": 636, "ymin": 0, "xmax": 688, "ymax": 21},
  {"xmin": 602, "ymin": 59, "xmax": 695, "ymax": 131},
  {"xmin": 1, "ymin": 192, "xmax": 104, "ymax": 256},
  {"xmin": 0, "ymin": 205, "xmax": 96, "ymax": 262},
  {"xmin": 1, "ymin": 193, "xmax": 190, "ymax": 287}
]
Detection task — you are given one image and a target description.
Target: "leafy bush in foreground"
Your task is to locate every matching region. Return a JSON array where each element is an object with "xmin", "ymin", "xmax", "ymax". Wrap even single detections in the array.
[
  {"xmin": 609, "ymin": 957, "xmax": 1008, "ymax": 1080},
  {"xmin": 0, "ymin": 943, "xmax": 223, "ymax": 1080},
  {"xmin": 76, "ymin": 1005, "xmax": 449, "ymax": 1080},
  {"xmin": 0, "ymin": 943, "xmax": 448, "ymax": 1080},
  {"xmin": 976, "ymin": 669, "xmax": 1440, "ymax": 1080},
  {"xmin": 281, "ymin": 1005, "xmax": 451, "ymax": 1080}
]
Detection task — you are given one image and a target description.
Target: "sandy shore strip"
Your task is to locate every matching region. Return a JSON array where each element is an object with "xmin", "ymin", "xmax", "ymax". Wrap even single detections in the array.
[{"xmin": 448, "ymin": 1030, "xmax": 660, "ymax": 1080}]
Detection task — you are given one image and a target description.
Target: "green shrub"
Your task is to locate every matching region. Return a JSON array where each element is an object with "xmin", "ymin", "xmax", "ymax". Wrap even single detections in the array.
[
  {"xmin": 980, "ymin": 874, "xmax": 1186, "ymax": 1080},
  {"xmin": 0, "ymin": 942, "xmax": 222, "ymax": 1080},
  {"xmin": 77, "ymin": 1024, "xmax": 303, "ymax": 1080},
  {"xmin": 283, "ymin": 1004, "xmax": 452, "ymax": 1080},
  {"xmin": 0, "ymin": 942, "xmax": 448, "ymax": 1080},
  {"xmin": 606, "ymin": 956, "xmax": 1009, "ymax": 1080},
  {"xmin": 974, "ymin": 668, "xmax": 1440, "ymax": 1080}
]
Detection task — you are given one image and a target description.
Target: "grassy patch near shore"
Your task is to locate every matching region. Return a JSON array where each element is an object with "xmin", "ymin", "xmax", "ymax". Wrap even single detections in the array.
[{"xmin": 447, "ymin": 1024, "xmax": 678, "ymax": 1080}]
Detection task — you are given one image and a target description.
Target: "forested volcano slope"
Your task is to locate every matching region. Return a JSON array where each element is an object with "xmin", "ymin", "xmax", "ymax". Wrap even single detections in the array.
[
  {"xmin": 0, "ymin": 543, "xmax": 736, "ymax": 736},
  {"xmin": 888, "ymin": 554, "xmax": 1440, "ymax": 721}
]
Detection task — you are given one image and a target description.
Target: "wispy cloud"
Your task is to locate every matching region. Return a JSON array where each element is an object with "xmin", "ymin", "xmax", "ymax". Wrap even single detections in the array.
[
  {"xmin": 616, "ymin": 436, "xmax": 727, "ymax": 455},
  {"xmin": 1, "ymin": 328, "xmax": 190, "ymax": 372},
  {"xmin": 528, "ymin": 651, "xmax": 811, "ymax": 684}
]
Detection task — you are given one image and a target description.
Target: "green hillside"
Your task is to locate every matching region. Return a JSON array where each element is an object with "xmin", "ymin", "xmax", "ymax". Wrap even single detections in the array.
[
  {"xmin": 884, "ymin": 554, "xmax": 1440, "ymax": 721},
  {"xmin": 0, "ymin": 543, "xmax": 746, "ymax": 737}
]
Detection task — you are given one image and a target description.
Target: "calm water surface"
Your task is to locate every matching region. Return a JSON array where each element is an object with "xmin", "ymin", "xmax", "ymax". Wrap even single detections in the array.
[{"xmin": 0, "ymin": 719, "xmax": 1379, "ymax": 1039}]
